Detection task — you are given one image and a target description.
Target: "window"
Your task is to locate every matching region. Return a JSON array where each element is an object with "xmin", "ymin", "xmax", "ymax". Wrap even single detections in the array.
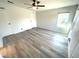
[{"xmin": 57, "ymin": 13, "xmax": 70, "ymax": 28}]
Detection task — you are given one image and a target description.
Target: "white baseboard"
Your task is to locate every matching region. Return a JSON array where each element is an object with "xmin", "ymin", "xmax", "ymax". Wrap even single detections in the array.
[{"xmin": 0, "ymin": 38, "xmax": 3, "ymax": 48}]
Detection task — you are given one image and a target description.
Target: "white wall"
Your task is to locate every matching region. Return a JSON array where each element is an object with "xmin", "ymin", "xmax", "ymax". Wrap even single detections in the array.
[
  {"xmin": 36, "ymin": 5, "xmax": 78, "ymax": 34},
  {"xmin": 0, "ymin": 5, "xmax": 36, "ymax": 47},
  {"xmin": 0, "ymin": 10, "xmax": 12, "ymax": 47},
  {"xmin": 6, "ymin": 5, "xmax": 36, "ymax": 33}
]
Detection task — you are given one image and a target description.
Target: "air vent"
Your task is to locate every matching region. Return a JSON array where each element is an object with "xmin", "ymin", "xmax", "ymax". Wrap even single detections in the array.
[{"xmin": 0, "ymin": 7, "xmax": 5, "ymax": 9}]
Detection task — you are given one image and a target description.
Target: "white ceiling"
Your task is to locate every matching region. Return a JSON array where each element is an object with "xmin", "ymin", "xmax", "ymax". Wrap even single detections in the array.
[{"xmin": 0, "ymin": 0, "xmax": 79, "ymax": 11}]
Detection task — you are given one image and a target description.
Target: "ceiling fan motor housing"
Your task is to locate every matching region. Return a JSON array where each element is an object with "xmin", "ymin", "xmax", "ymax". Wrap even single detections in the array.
[{"xmin": 32, "ymin": 0, "xmax": 40, "ymax": 6}]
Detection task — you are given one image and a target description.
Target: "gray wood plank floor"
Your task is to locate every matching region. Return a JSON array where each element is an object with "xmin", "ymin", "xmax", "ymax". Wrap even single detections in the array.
[{"xmin": 1, "ymin": 27, "xmax": 68, "ymax": 58}]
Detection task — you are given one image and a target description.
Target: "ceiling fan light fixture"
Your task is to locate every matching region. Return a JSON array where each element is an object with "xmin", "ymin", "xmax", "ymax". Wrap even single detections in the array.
[
  {"xmin": 32, "ymin": 6, "xmax": 37, "ymax": 10},
  {"xmin": 25, "ymin": 0, "xmax": 45, "ymax": 10}
]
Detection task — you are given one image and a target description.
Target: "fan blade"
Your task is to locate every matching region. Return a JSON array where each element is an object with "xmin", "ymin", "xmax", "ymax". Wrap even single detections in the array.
[
  {"xmin": 33, "ymin": 0, "xmax": 36, "ymax": 2},
  {"xmin": 32, "ymin": 3, "xmax": 35, "ymax": 6},
  {"xmin": 37, "ymin": 1, "xmax": 40, "ymax": 4},
  {"xmin": 37, "ymin": 5, "xmax": 45, "ymax": 7},
  {"xmin": 8, "ymin": 0, "xmax": 14, "ymax": 4},
  {"xmin": 24, "ymin": 3, "xmax": 32, "ymax": 6},
  {"xmin": 26, "ymin": 6, "xmax": 32, "ymax": 8}
]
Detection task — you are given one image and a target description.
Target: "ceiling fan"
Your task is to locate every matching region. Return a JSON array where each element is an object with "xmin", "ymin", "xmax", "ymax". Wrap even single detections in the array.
[
  {"xmin": 25, "ymin": 0, "xmax": 45, "ymax": 9},
  {"xmin": 7, "ymin": 0, "xmax": 45, "ymax": 10}
]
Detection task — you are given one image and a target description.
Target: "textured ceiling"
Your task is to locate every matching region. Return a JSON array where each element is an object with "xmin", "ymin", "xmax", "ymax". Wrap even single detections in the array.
[{"xmin": 0, "ymin": 0, "xmax": 79, "ymax": 11}]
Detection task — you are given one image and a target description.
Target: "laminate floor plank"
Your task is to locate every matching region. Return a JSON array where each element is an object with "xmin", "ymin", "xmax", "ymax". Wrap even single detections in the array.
[
  {"xmin": 0, "ymin": 27, "xmax": 68, "ymax": 58},
  {"xmin": 26, "ymin": 28, "xmax": 67, "ymax": 57}
]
